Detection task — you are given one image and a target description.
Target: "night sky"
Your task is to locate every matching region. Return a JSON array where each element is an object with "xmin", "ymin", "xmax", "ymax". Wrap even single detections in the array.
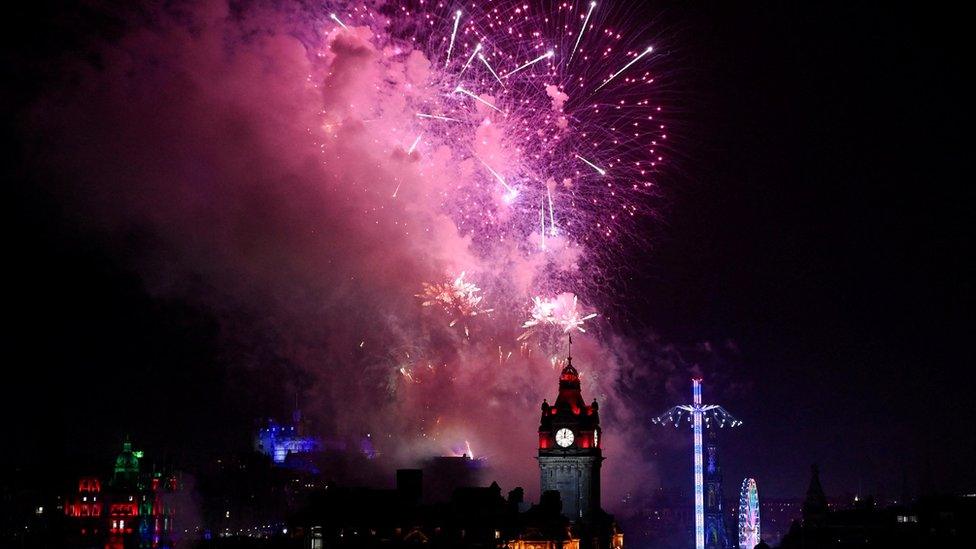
[{"xmin": 3, "ymin": 0, "xmax": 972, "ymax": 507}]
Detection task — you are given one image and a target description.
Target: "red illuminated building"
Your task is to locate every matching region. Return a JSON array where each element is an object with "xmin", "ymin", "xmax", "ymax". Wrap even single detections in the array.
[
  {"xmin": 538, "ymin": 358, "xmax": 604, "ymax": 521},
  {"xmin": 64, "ymin": 439, "xmax": 178, "ymax": 547}
]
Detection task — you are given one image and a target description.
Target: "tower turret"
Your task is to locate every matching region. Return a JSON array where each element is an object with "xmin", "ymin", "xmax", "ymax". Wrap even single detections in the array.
[{"xmin": 111, "ymin": 439, "xmax": 141, "ymax": 488}]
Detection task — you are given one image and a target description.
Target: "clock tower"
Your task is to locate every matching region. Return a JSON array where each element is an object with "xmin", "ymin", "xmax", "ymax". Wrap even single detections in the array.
[{"xmin": 538, "ymin": 356, "xmax": 603, "ymax": 521}]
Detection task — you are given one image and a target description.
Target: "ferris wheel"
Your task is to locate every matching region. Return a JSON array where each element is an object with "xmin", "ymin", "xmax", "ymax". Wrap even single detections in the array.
[{"xmin": 738, "ymin": 478, "xmax": 761, "ymax": 549}]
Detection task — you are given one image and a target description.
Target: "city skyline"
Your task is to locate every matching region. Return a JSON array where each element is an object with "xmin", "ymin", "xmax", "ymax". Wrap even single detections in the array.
[{"xmin": 2, "ymin": 1, "xmax": 972, "ymax": 547}]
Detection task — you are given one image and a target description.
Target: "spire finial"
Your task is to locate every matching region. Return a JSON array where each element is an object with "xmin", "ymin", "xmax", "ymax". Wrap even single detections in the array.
[{"xmin": 567, "ymin": 333, "xmax": 573, "ymax": 363}]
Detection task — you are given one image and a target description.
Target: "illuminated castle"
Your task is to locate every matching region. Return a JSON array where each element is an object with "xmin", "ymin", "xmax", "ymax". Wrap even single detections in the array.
[
  {"xmin": 254, "ymin": 406, "xmax": 321, "ymax": 465},
  {"xmin": 538, "ymin": 357, "xmax": 603, "ymax": 521}
]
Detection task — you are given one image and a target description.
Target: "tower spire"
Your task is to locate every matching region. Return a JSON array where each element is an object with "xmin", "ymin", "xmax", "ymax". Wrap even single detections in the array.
[{"xmin": 567, "ymin": 333, "xmax": 573, "ymax": 363}]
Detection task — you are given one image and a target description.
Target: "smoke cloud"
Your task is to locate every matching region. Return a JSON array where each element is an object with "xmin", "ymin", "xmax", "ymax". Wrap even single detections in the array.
[{"xmin": 24, "ymin": 0, "xmax": 693, "ymax": 509}]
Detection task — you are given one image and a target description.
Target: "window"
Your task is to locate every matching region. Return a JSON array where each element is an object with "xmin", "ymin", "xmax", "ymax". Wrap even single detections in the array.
[{"xmin": 897, "ymin": 515, "xmax": 918, "ymax": 523}]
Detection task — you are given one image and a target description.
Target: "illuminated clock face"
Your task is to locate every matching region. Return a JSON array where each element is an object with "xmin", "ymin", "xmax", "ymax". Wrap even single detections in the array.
[{"xmin": 555, "ymin": 428, "xmax": 575, "ymax": 447}]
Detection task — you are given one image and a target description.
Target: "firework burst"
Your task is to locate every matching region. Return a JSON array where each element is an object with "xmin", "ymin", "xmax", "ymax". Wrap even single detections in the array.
[
  {"xmin": 324, "ymin": 0, "xmax": 667, "ymax": 308},
  {"xmin": 417, "ymin": 272, "xmax": 494, "ymax": 336},
  {"xmin": 313, "ymin": 0, "xmax": 668, "ymax": 342},
  {"xmin": 519, "ymin": 292, "xmax": 599, "ymax": 341}
]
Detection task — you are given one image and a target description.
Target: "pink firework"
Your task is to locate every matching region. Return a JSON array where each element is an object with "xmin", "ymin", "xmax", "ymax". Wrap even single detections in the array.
[
  {"xmin": 519, "ymin": 292, "xmax": 598, "ymax": 341},
  {"xmin": 316, "ymin": 0, "xmax": 670, "ymax": 325},
  {"xmin": 417, "ymin": 272, "xmax": 494, "ymax": 335},
  {"xmin": 25, "ymin": 0, "xmax": 679, "ymax": 508}
]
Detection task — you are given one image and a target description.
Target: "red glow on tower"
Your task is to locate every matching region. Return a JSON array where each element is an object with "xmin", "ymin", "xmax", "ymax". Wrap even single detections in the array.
[{"xmin": 538, "ymin": 357, "xmax": 604, "ymax": 520}]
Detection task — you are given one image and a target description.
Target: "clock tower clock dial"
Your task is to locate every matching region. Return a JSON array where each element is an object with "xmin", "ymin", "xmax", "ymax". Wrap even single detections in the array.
[
  {"xmin": 538, "ymin": 357, "xmax": 603, "ymax": 522},
  {"xmin": 555, "ymin": 428, "xmax": 575, "ymax": 447}
]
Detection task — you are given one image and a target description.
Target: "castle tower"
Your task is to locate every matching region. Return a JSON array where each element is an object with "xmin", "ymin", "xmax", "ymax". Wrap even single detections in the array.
[{"xmin": 538, "ymin": 357, "xmax": 603, "ymax": 521}]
